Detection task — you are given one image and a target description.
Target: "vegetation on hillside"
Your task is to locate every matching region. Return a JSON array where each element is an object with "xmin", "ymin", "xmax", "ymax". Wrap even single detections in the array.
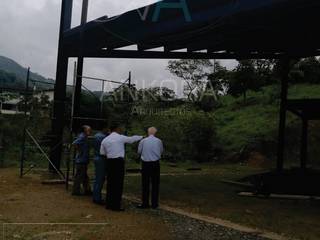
[
  {"xmin": 0, "ymin": 55, "xmax": 54, "ymax": 90},
  {"xmin": 1, "ymin": 57, "xmax": 320, "ymax": 168}
]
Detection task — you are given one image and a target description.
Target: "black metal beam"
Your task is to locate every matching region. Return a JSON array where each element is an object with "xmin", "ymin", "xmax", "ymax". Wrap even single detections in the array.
[
  {"xmin": 67, "ymin": 49, "xmax": 307, "ymax": 60},
  {"xmin": 50, "ymin": 0, "xmax": 73, "ymax": 171},
  {"xmin": 62, "ymin": 0, "xmax": 320, "ymax": 59},
  {"xmin": 80, "ymin": 75, "xmax": 124, "ymax": 85},
  {"xmin": 0, "ymin": 87, "xmax": 29, "ymax": 93},
  {"xmin": 137, "ymin": 44, "xmax": 162, "ymax": 51}
]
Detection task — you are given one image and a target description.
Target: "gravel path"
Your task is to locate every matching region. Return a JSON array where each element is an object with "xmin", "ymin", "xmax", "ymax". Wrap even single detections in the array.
[{"xmin": 128, "ymin": 203, "xmax": 269, "ymax": 240}]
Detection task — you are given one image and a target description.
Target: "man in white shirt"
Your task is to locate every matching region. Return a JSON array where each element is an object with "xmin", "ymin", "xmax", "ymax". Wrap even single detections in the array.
[
  {"xmin": 100, "ymin": 124, "xmax": 143, "ymax": 211},
  {"xmin": 137, "ymin": 127, "xmax": 163, "ymax": 209}
]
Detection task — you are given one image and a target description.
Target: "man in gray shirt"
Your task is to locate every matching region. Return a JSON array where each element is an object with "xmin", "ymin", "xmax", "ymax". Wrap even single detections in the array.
[{"xmin": 137, "ymin": 127, "xmax": 163, "ymax": 209}]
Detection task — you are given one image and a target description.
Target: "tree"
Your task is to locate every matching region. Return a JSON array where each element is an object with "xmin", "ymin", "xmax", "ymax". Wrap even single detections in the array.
[
  {"xmin": 207, "ymin": 61, "xmax": 229, "ymax": 96},
  {"xmin": 137, "ymin": 87, "xmax": 176, "ymax": 102},
  {"xmin": 168, "ymin": 59, "xmax": 212, "ymax": 102},
  {"xmin": 290, "ymin": 57, "xmax": 320, "ymax": 84},
  {"xmin": 228, "ymin": 60, "xmax": 260, "ymax": 102},
  {"xmin": 252, "ymin": 59, "xmax": 277, "ymax": 85},
  {"xmin": 182, "ymin": 112, "xmax": 216, "ymax": 162}
]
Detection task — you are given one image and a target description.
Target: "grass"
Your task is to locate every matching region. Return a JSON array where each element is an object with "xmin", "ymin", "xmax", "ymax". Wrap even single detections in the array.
[
  {"xmin": 2, "ymin": 83, "xmax": 320, "ymax": 239},
  {"xmin": 213, "ymin": 84, "xmax": 320, "ymax": 166},
  {"xmin": 124, "ymin": 163, "xmax": 320, "ymax": 240}
]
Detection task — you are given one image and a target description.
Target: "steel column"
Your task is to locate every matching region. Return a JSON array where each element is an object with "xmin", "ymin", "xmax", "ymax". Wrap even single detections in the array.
[
  {"xmin": 300, "ymin": 117, "xmax": 309, "ymax": 169},
  {"xmin": 73, "ymin": 0, "xmax": 89, "ymax": 132},
  {"xmin": 20, "ymin": 68, "xmax": 30, "ymax": 177},
  {"xmin": 276, "ymin": 58, "xmax": 290, "ymax": 172},
  {"xmin": 50, "ymin": 0, "xmax": 73, "ymax": 171}
]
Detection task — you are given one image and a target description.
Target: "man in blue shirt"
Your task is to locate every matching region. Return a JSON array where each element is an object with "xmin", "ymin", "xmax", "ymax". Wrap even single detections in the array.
[
  {"xmin": 72, "ymin": 125, "xmax": 92, "ymax": 196},
  {"xmin": 92, "ymin": 127, "xmax": 109, "ymax": 205},
  {"xmin": 137, "ymin": 127, "xmax": 163, "ymax": 209}
]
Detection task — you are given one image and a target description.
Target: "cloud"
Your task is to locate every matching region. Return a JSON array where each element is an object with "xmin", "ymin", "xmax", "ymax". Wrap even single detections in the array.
[{"xmin": 0, "ymin": 0, "xmax": 235, "ymax": 97}]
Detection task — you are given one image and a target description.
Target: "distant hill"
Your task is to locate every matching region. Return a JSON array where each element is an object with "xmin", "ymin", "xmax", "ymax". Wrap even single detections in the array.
[{"xmin": 0, "ymin": 56, "xmax": 54, "ymax": 91}]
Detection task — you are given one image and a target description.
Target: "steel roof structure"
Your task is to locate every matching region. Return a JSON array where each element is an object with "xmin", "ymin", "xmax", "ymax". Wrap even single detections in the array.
[
  {"xmin": 63, "ymin": 0, "xmax": 320, "ymax": 59},
  {"xmin": 50, "ymin": 0, "xmax": 320, "ymax": 172}
]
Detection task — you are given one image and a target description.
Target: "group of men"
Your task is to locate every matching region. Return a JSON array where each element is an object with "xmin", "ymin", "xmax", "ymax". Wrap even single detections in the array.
[{"xmin": 72, "ymin": 124, "xmax": 163, "ymax": 212}]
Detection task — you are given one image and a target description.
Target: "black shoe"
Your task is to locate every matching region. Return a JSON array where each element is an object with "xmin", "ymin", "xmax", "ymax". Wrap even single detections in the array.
[
  {"xmin": 106, "ymin": 205, "xmax": 112, "ymax": 210},
  {"xmin": 84, "ymin": 191, "xmax": 93, "ymax": 196},
  {"xmin": 93, "ymin": 200, "xmax": 105, "ymax": 205},
  {"xmin": 72, "ymin": 192, "xmax": 82, "ymax": 196},
  {"xmin": 152, "ymin": 205, "xmax": 159, "ymax": 209},
  {"xmin": 111, "ymin": 208, "xmax": 125, "ymax": 212},
  {"xmin": 136, "ymin": 205, "xmax": 150, "ymax": 209}
]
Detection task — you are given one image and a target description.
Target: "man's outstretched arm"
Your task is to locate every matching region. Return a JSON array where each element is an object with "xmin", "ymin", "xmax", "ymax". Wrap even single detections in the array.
[{"xmin": 122, "ymin": 135, "xmax": 143, "ymax": 144}]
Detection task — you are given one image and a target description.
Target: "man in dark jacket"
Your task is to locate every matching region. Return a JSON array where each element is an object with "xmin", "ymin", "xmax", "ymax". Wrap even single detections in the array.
[
  {"xmin": 93, "ymin": 127, "xmax": 109, "ymax": 204},
  {"xmin": 72, "ymin": 125, "xmax": 92, "ymax": 196}
]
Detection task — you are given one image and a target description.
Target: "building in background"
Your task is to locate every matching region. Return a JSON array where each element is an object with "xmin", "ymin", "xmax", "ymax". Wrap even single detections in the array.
[
  {"xmin": 0, "ymin": 98, "xmax": 23, "ymax": 115},
  {"xmin": 33, "ymin": 89, "xmax": 54, "ymax": 102}
]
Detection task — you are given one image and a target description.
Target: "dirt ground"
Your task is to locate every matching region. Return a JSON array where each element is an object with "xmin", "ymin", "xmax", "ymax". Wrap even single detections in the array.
[{"xmin": 0, "ymin": 168, "xmax": 173, "ymax": 240}]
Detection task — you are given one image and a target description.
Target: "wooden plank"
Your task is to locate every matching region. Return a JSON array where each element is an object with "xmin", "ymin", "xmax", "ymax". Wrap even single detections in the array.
[
  {"xmin": 239, "ymin": 192, "xmax": 320, "ymax": 200},
  {"xmin": 221, "ymin": 180, "xmax": 254, "ymax": 188},
  {"xmin": 42, "ymin": 180, "xmax": 66, "ymax": 185}
]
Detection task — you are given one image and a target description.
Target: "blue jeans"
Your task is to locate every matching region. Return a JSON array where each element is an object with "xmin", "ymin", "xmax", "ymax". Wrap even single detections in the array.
[{"xmin": 93, "ymin": 157, "xmax": 107, "ymax": 202}]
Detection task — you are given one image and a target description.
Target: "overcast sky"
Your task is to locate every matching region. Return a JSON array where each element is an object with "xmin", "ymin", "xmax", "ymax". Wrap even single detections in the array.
[{"xmin": 0, "ymin": 0, "xmax": 235, "ymax": 96}]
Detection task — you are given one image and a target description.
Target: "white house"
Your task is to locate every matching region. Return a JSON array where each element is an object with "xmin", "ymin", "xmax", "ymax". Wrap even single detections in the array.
[
  {"xmin": 0, "ymin": 98, "xmax": 24, "ymax": 115},
  {"xmin": 33, "ymin": 89, "xmax": 54, "ymax": 102}
]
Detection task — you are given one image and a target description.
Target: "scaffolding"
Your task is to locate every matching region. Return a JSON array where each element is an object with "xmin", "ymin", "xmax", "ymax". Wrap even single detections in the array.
[{"xmin": 19, "ymin": 64, "xmax": 134, "ymax": 190}]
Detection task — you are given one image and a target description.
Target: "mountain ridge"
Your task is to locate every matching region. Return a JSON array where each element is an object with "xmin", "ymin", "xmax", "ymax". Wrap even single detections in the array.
[{"xmin": 0, "ymin": 55, "xmax": 54, "ymax": 90}]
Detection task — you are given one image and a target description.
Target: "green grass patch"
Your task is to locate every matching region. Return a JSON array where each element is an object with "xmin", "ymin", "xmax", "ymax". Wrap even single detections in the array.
[{"xmin": 125, "ymin": 164, "xmax": 320, "ymax": 240}]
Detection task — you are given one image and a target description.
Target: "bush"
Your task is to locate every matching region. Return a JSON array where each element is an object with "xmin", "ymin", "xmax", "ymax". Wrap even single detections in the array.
[
  {"xmin": 130, "ymin": 109, "xmax": 217, "ymax": 163},
  {"xmin": 0, "ymin": 115, "xmax": 24, "ymax": 166},
  {"xmin": 181, "ymin": 112, "xmax": 216, "ymax": 162}
]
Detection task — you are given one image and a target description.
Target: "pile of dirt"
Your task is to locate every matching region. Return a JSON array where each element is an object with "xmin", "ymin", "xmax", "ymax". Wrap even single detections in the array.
[{"xmin": 246, "ymin": 152, "xmax": 269, "ymax": 168}]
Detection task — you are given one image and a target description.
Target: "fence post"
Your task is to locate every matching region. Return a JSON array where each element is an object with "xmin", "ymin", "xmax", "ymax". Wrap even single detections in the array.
[
  {"xmin": 0, "ymin": 133, "xmax": 3, "ymax": 168},
  {"xmin": 20, "ymin": 68, "xmax": 30, "ymax": 177}
]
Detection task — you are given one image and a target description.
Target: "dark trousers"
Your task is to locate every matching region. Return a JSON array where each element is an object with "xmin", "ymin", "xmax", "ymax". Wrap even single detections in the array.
[
  {"xmin": 106, "ymin": 158, "xmax": 125, "ymax": 210},
  {"xmin": 73, "ymin": 163, "xmax": 91, "ymax": 195},
  {"xmin": 142, "ymin": 161, "xmax": 160, "ymax": 208},
  {"xmin": 93, "ymin": 157, "xmax": 107, "ymax": 202}
]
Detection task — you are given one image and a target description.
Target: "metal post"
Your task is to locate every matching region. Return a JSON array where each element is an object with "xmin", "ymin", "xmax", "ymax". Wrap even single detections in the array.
[
  {"xmin": 71, "ymin": 61, "xmax": 77, "ymax": 130},
  {"xmin": 66, "ymin": 62, "xmax": 77, "ymax": 190},
  {"xmin": 72, "ymin": 147, "xmax": 76, "ymax": 177},
  {"xmin": 100, "ymin": 80, "xmax": 105, "ymax": 117},
  {"xmin": 71, "ymin": 63, "xmax": 78, "ymax": 178},
  {"xmin": 81, "ymin": 0, "xmax": 89, "ymax": 25},
  {"xmin": 276, "ymin": 58, "xmax": 290, "ymax": 172},
  {"xmin": 20, "ymin": 68, "xmax": 30, "ymax": 177},
  {"xmin": 74, "ymin": 60, "xmax": 83, "ymax": 131},
  {"xmin": 0, "ymin": 132, "xmax": 3, "ymax": 168},
  {"xmin": 125, "ymin": 71, "xmax": 132, "ymax": 136},
  {"xmin": 128, "ymin": 71, "xmax": 132, "ymax": 89},
  {"xmin": 65, "ymin": 143, "xmax": 71, "ymax": 190},
  {"xmin": 50, "ymin": 0, "xmax": 73, "ymax": 172},
  {"xmin": 73, "ymin": 0, "xmax": 89, "ymax": 132},
  {"xmin": 300, "ymin": 117, "xmax": 308, "ymax": 170}
]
